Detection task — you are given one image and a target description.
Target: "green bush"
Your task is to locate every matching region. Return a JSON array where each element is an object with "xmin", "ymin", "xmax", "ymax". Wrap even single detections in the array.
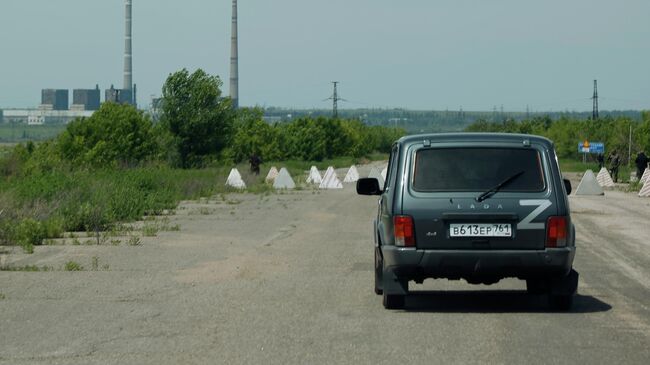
[
  {"xmin": 57, "ymin": 103, "xmax": 158, "ymax": 168},
  {"xmin": 14, "ymin": 218, "xmax": 46, "ymax": 252}
]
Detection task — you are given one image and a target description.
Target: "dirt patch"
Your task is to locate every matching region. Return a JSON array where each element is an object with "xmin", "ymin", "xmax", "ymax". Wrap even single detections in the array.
[{"xmin": 174, "ymin": 252, "xmax": 287, "ymax": 284}]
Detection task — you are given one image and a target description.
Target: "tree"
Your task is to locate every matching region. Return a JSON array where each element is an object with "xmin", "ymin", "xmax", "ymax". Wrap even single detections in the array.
[{"xmin": 160, "ymin": 69, "xmax": 234, "ymax": 168}]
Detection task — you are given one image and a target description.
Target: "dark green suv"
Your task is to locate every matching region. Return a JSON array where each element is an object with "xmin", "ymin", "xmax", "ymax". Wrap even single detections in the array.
[{"xmin": 357, "ymin": 133, "xmax": 578, "ymax": 310}]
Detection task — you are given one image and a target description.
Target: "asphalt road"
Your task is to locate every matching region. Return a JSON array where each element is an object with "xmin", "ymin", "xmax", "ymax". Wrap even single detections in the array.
[{"xmin": 1, "ymin": 166, "xmax": 649, "ymax": 364}]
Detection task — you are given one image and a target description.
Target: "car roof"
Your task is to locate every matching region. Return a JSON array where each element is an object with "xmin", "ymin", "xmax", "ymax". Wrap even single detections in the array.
[{"xmin": 397, "ymin": 132, "xmax": 554, "ymax": 148}]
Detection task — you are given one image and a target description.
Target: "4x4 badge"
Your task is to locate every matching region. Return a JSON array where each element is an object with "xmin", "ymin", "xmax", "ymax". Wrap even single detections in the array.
[{"xmin": 518, "ymin": 200, "xmax": 552, "ymax": 229}]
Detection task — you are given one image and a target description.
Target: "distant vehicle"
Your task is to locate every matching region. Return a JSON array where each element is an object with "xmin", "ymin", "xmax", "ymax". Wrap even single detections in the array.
[{"xmin": 357, "ymin": 133, "xmax": 578, "ymax": 310}]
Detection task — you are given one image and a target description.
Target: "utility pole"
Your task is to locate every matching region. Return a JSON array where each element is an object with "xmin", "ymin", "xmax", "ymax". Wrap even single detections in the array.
[
  {"xmin": 326, "ymin": 81, "xmax": 346, "ymax": 118},
  {"xmin": 592, "ymin": 80, "xmax": 599, "ymax": 120}
]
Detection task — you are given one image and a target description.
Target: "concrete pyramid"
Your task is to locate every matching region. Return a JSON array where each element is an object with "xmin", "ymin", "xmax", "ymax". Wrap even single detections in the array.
[
  {"xmin": 319, "ymin": 166, "xmax": 343, "ymax": 189},
  {"xmin": 226, "ymin": 168, "xmax": 246, "ymax": 189},
  {"xmin": 381, "ymin": 166, "xmax": 388, "ymax": 181},
  {"xmin": 306, "ymin": 166, "xmax": 322, "ymax": 184},
  {"xmin": 273, "ymin": 168, "xmax": 296, "ymax": 189},
  {"xmin": 368, "ymin": 167, "xmax": 384, "ymax": 186},
  {"xmin": 596, "ymin": 167, "xmax": 615, "ymax": 187},
  {"xmin": 639, "ymin": 179, "xmax": 650, "ymax": 197},
  {"xmin": 265, "ymin": 166, "xmax": 279, "ymax": 183},
  {"xmin": 640, "ymin": 168, "xmax": 650, "ymax": 184},
  {"xmin": 343, "ymin": 165, "xmax": 360, "ymax": 183},
  {"xmin": 575, "ymin": 170, "xmax": 604, "ymax": 196}
]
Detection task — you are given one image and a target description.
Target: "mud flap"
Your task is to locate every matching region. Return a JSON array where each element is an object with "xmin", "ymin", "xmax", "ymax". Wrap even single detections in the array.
[
  {"xmin": 382, "ymin": 267, "xmax": 408, "ymax": 295},
  {"xmin": 549, "ymin": 268, "xmax": 579, "ymax": 296}
]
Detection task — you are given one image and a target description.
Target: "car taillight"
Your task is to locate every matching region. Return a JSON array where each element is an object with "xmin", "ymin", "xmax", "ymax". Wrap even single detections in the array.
[
  {"xmin": 546, "ymin": 216, "xmax": 568, "ymax": 248},
  {"xmin": 394, "ymin": 215, "xmax": 415, "ymax": 247}
]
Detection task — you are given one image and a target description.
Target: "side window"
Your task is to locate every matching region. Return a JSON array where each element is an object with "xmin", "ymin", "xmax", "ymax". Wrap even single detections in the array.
[{"xmin": 384, "ymin": 145, "xmax": 399, "ymax": 190}]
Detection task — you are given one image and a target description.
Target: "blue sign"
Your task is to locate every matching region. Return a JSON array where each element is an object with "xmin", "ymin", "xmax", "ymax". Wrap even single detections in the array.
[{"xmin": 578, "ymin": 142, "xmax": 605, "ymax": 154}]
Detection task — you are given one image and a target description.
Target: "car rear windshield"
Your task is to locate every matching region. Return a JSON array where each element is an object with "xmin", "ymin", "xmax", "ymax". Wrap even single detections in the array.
[{"xmin": 412, "ymin": 147, "xmax": 546, "ymax": 192}]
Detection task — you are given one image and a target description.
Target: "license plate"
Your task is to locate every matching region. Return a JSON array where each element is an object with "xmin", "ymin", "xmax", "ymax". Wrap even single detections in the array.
[{"xmin": 449, "ymin": 223, "xmax": 512, "ymax": 238}]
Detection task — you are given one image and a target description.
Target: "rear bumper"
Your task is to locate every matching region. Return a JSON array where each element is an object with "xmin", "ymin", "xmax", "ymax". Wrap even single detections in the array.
[{"xmin": 382, "ymin": 245, "xmax": 575, "ymax": 282}]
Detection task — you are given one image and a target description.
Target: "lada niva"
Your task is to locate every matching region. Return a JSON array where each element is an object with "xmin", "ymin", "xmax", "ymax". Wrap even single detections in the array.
[{"xmin": 357, "ymin": 133, "xmax": 578, "ymax": 310}]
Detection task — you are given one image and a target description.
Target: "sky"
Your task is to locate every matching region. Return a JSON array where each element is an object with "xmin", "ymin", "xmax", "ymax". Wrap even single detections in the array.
[{"xmin": 0, "ymin": 0, "xmax": 649, "ymax": 112}]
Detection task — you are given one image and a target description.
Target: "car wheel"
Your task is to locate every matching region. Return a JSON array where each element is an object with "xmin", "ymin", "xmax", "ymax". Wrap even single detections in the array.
[
  {"xmin": 374, "ymin": 248, "xmax": 383, "ymax": 295},
  {"xmin": 548, "ymin": 294, "xmax": 574, "ymax": 311},
  {"xmin": 526, "ymin": 279, "xmax": 547, "ymax": 295},
  {"xmin": 383, "ymin": 293, "xmax": 405, "ymax": 310}
]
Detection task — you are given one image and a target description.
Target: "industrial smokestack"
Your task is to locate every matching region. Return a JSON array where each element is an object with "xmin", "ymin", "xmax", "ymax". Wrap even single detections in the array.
[
  {"xmin": 229, "ymin": 0, "xmax": 239, "ymax": 108},
  {"xmin": 124, "ymin": 0, "xmax": 133, "ymax": 104}
]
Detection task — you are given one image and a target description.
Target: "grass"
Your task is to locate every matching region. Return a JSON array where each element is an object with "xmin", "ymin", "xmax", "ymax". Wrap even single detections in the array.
[
  {"xmin": 127, "ymin": 235, "xmax": 141, "ymax": 246},
  {"xmin": 142, "ymin": 224, "xmax": 159, "ymax": 237},
  {"xmin": 0, "ymin": 153, "xmax": 387, "ymax": 252},
  {"xmin": 0, "ymin": 166, "xmax": 231, "ymax": 250},
  {"xmin": 64, "ymin": 261, "xmax": 83, "ymax": 271}
]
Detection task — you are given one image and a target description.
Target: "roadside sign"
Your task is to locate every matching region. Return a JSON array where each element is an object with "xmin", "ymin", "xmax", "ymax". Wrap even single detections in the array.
[{"xmin": 578, "ymin": 141, "xmax": 604, "ymax": 154}]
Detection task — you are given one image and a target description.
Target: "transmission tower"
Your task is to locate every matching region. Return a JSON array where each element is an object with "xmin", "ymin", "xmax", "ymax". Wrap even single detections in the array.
[
  {"xmin": 326, "ymin": 81, "xmax": 346, "ymax": 118},
  {"xmin": 592, "ymin": 80, "xmax": 599, "ymax": 120}
]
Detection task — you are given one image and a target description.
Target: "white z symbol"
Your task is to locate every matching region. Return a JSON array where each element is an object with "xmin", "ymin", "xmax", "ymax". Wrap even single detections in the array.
[{"xmin": 518, "ymin": 200, "xmax": 552, "ymax": 230}]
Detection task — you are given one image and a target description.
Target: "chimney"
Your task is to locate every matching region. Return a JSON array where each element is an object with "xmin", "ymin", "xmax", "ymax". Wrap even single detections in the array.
[
  {"xmin": 229, "ymin": 0, "xmax": 239, "ymax": 108},
  {"xmin": 124, "ymin": 0, "xmax": 133, "ymax": 104}
]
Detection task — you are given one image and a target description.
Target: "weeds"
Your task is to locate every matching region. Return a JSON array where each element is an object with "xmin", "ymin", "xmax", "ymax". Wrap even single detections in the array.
[
  {"xmin": 127, "ymin": 235, "xmax": 142, "ymax": 246},
  {"xmin": 142, "ymin": 224, "xmax": 158, "ymax": 237},
  {"xmin": 0, "ymin": 293, "xmax": 5, "ymax": 300},
  {"xmin": 0, "ymin": 265, "xmax": 52, "ymax": 272},
  {"xmin": 91, "ymin": 256, "xmax": 108, "ymax": 271},
  {"xmin": 0, "ymin": 167, "xmax": 230, "ymax": 249},
  {"xmin": 64, "ymin": 261, "xmax": 84, "ymax": 271}
]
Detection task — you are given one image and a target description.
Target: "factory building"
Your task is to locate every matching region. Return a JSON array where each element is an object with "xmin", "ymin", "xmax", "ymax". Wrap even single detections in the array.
[
  {"xmin": 71, "ymin": 85, "xmax": 101, "ymax": 111},
  {"xmin": 1, "ymin": 109, "xmax": 94, "ymax": 125},
  {"xmin": 105, "ymin": 84, "xmax": 136, "ymax": 105},
  {"xmin": 41, "ymin": 89, "xmax": 69, "ymax": 111}
]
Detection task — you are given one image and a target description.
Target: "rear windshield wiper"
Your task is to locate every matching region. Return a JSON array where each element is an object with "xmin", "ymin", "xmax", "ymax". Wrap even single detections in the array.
[{"xmin": 476, "ymin": 171, "xmax": 525, "ymax": 202}]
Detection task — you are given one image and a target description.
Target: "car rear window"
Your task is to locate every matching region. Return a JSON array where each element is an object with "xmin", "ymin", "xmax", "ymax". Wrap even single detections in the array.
[{"xmin": 412, "ymin": 148, "xmax": 546, "ymax": 192}]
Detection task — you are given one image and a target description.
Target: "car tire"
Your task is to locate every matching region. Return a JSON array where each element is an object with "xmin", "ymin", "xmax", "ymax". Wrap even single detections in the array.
[
  {"xmin": 383, "ymin": 293, "xmax": 405, "ymax": 310},
  {"xmin": 526, "ymin": 279, "xmax": 547, "ymax": 295},
  {"xmin": 374, "ymin": 248, "xmax": 383, "ymax": 295},
  {"xmin": 548, "ymin": 294, "xmax": 574, "ymax": 311}
]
